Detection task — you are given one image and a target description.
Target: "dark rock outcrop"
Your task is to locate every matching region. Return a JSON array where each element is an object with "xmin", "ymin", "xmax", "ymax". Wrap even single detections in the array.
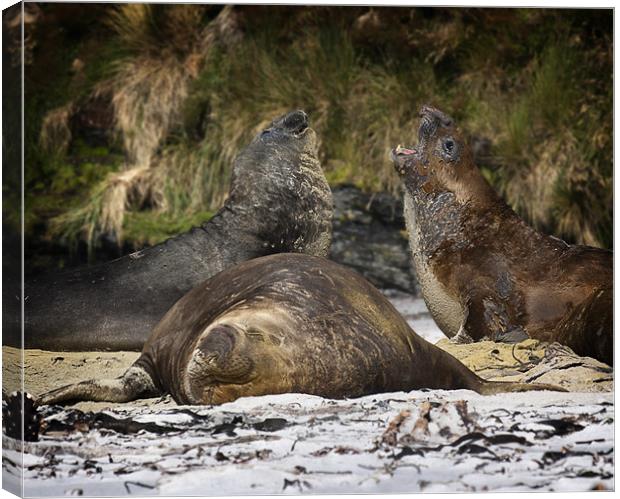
[{"xmin": 329, "ymin": 184, "xmax": 418, "ymax": 294}]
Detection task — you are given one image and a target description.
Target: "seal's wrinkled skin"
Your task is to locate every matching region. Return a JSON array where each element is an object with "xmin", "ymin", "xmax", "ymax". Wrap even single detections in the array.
[
  {"xmin": 38, "ymin": 254, "xmax": 563, "ymax": 407},
  {"xmin": 13, "ymin": 111, "xmax": 333, "ymax": 351},
  {"xmin": 391, "ymin": 106, "xmax": 613, "ymax": 365}
]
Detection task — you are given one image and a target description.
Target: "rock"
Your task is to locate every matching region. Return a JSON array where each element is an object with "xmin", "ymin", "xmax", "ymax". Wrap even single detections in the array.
[
  {"xmin": 436, "ymin": 338, "xmax": 613, "ymax": 393},
  {"xmin": 329, "ymin": 184, "xmax": 418, "ymax": 294}
]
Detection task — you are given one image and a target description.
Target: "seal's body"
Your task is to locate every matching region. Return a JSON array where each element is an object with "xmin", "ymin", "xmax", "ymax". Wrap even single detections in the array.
[
  {"xmin": 38, "ymin": 254, "xmax": 561, "ymax": 407},
  {"xmin": 13, "ymin": 111, "xmax": 333, "ymax": 351},
  {"xmin": 392, "ymin": 106, "xmax": 613, "ymax": 365}
]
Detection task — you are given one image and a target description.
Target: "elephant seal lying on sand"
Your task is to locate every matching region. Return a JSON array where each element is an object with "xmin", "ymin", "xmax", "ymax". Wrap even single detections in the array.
[
  {"xmin": 391, "ymin": 105, "xmax": 612, "ymax": 365},
  {"xmin": 11, "ymin": 110, "xmax": 333, "ymax": 351},
  {"xmin": 37, "ymin": 254, "xmax": 561, "ymax": 407}
]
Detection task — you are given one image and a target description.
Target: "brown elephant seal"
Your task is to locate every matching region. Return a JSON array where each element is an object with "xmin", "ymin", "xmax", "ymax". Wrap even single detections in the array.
[
  {"xmin": 7, "ymin": 110, "xmax": 333, "ymax": 351},
  {"xmin": 391, "ymin": 105, "xmax": 613, "ymax": 365},
  {"xmin": 37, "ymin": 253, "xmax": 562, "ymax": 407}
]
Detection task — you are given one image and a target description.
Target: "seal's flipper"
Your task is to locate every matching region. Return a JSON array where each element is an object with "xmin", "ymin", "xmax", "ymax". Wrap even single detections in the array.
[
  {"xmin": 478, "ymin": 380, "xmax": 568, "ymax": 394},
  {"xmin": 453, "ymin": 296, "xmax": 528, "ymax": 345},
  {"xmin": 553, "ymin": 288, "xmax": 613, "ymax": 366},
  {"xmin": 37, "ymin": 365, "xmax": 159, "ymax": 406},
  {"xmin": 450, "ymin": 305, "xmax": 476, "ymax": 344},
  {"xmin": 450, "ymin": 323, "xmax": 474, "ymax": 344}
]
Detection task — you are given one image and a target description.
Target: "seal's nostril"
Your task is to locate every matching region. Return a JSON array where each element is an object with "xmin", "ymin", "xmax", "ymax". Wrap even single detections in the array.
[
  {"xmin": 419, "ymin": 104, "xmax": 434, "ymax": 118},
  {"xmin": 418, "ymin": 105, "xmax": 455, "ymax": 142},
  {"xmin": 283, "ymin": 110, "xmax": 309, "ymax": 133},
  {"xmin": 419, "ymin": 105, "xmax": 454, "ymax": 129}
]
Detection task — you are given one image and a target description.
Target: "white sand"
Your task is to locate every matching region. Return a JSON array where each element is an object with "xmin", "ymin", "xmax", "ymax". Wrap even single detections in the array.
[{"xmin": 3, "ymin": 390, "xmax": 613, "ymax": 495}]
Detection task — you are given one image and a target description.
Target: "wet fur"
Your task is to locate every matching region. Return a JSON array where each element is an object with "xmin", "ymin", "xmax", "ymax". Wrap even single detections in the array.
[{"xmin": 394, "ymin": 106, "xmax": 613, "ymax": 365}]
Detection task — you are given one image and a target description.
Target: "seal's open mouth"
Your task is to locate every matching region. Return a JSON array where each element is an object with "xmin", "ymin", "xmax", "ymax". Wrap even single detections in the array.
[
  {"xmin": 390, "ymin": 144, "xmax": 417, "ymax": 163},
  {"xmin": 393, "ymin": 145, "xmax": 416, "ymax": 156},
  {"xmin": 390, "ymin": 144, "xmax": 419, "ymax": 176}
]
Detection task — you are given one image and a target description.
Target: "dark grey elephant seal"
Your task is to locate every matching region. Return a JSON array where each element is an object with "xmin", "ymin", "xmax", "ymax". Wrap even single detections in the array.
[
  {"xmin": 38, "ymin": 253, "xmax": 562, "ymax": 407},
  {"xmin": 391, "ymin": 105, "xmax": 613, "ymax": 365},
  {"xmin": 11, "ymin": 110, "xmax": 333, "ymax": 351}
]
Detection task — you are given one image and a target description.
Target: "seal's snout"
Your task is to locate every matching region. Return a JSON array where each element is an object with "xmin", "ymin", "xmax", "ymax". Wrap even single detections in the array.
[
  {"xmin": 390, "ymin": 145, "xmax": 416, "ymax": 175},
  {"xmin": 418, "ymin": 105, "xmax": 454, "ymax": 143},
  {"xmin": 281, "ymin": 109, "xmax": 309, "ymax": 135},
  {"xmin": 197, "ymin": 325, "xmax": 238, "ymax": 362},
  {"xmin": 419, "ymin": 105, "xmax": 454, "ymax": 128}
]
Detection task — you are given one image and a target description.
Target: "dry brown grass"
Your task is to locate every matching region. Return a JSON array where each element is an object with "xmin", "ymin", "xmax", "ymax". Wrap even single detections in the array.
[
  {"xmin": 39, "ymin": 103, "xmax": 74, "ymax": 155},
  {"xmin": 49, "ymin": 5, "xmax": 241, "ymax": 248},
  {"xmin": 104, "ymin": 4, "xmax": 206, "ymax": 168}
]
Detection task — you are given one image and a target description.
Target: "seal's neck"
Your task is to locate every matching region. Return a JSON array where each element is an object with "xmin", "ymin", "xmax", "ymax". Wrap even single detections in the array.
[
  {"xmin": 404, "ymin": 171, "xmax": 542, "ymax": 264},
  {"xmin": 403, "ymin": 188, "xmax": 470, "ymax": 260},
  {"xmin": 434, "ymin": 163, "xmax": 502, "ymax": 208},
  {"xmin": 198, "ymin": 204, "xmax": 267, "ymax": 270},
  {"xmin": 228, "ymin": 152, "xmax": 333, "ymax": 257}
]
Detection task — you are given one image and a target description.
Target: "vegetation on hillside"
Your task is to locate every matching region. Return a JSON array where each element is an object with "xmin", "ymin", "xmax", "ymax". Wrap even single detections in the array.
[{"xmin": 6, "ymin": 5, "xmax": 612, "ymax": 270}]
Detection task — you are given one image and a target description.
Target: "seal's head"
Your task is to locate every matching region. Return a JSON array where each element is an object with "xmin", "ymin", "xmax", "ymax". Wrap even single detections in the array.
[
  {"xmin": 391, "ymin": 105, "xmax": 490, "ymax": 203},
  {"xmin": 185, "ymin": 324, "xmax": 258, "ymax": 404},
  {"xmin": 237, "ymin": 110, "xmax": 318, "ymax": 171},
  {"xmin": 257, "ymin": 109, "xmax": 318, "ymax": 155},
  {"xmin": 231, "ymin": 110, "xmax": 319, "ymax": 192},
  {"xmin": 230, "ymin": 110, "xmax": 328, "ymax": 211},
  {"xmin": 183, "ymin": 314, "xmax": 291, "ymax": 405},
  {"xmin": 229, "ymin": 109, "xmax": 333, "ymax": 256}
]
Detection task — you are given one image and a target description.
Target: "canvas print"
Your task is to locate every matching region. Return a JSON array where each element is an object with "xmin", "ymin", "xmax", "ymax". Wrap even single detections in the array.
[{"xmin": 2, "ymin": 3, "xmax": 614, "ymax": 496}]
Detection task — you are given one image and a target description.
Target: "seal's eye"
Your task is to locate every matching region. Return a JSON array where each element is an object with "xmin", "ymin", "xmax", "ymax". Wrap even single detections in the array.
[
  {"xmin": 439, "ymin": 136, "xmax": 459, "ymax": 162},
  {"xmin": 261, "ymin": 129, "xmax": 272, "ymax": 137}
]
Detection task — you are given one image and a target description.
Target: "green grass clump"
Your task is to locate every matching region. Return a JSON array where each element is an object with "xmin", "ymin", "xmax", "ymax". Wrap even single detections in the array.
[
  {"xmin": 123, "ymin": 210, "xmax": 215, "ymax": 248},
  {"xmin": 478, "ymin": 36, "xmax": 611, "ymax": 247}
]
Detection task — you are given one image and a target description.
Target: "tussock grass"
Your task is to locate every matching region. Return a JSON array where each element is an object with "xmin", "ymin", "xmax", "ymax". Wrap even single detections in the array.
[
  {"xmin": 476, "ymin": 38, "xmax": 611, "ymax": 247},
  {"xmin": 36, "ymin": 7, "xmax": 611, "ymax": 252},
  {"xmin": 39, "ymin": 103, "xmax": 74, "ymax": 155},
  {"xmin": 199, "ymin": 28, "xmax": 437, "ymax": 194},
  {"xmin": 47, "ymin": 5, "xmax": 241, "ymax": 249},
  {"xmin": 84, "ymin": 4, "xmax": 217, "ymax": 239},
  {"xmin": 49, "ymin": 182, "xmax": 108, "ymax": 253},
  {"xmin": 123, "ymin": 209, "xmax": 215, "ymax": 247}
]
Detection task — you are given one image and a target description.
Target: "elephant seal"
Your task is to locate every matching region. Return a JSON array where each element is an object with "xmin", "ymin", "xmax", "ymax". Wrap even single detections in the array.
[
  {"xmin": 37, "ymin": 253, "xmax": 562, "ymax": 407},
  {"xmin": 10, "ymin": 110, "xmax": 333, "ymax": 351},
  {"xmin": 391, "ymin": 105, "xmax": 613, "ymax": 365}
]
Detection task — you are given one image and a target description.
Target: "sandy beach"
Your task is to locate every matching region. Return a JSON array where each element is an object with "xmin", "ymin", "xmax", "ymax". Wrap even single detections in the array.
[
  {"xmin": 2, "ymin": 295, "xmax": 613, "ymax": 495},
  {"xmin": 2, "ymin": 295, "xmax": 612, "ymax": 412}
]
